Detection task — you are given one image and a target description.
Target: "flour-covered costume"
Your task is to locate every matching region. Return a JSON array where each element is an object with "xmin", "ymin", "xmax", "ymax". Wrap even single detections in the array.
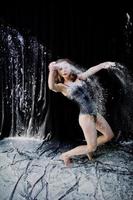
[{"xmin": 65, "ymin": 80, "xmax": 97, "ymax": 117}]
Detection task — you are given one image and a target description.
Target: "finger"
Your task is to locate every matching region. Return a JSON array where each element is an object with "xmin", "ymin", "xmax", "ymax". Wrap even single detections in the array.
[{"xmin": 49, "ymin": 62, "xmax": 56, "ymax": 67}]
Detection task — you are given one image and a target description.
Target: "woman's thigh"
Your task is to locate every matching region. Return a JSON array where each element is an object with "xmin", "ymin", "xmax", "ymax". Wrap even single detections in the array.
[
  {"xmin": 78, "ymin": 114, "xmax": 97, "ymax": 145},
  {"xmin": 96, "ymin": 113, "xmax": 114, "ymax": 137}
]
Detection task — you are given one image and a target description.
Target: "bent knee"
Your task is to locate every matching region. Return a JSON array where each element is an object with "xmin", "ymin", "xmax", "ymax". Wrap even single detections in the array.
[{"xmin": 87, "ymin": 143, "xmax": 97, "ymax": 153}]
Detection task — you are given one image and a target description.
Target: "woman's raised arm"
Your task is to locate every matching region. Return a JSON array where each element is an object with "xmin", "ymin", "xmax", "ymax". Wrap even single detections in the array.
[
  {"xmin": 48, "ymin": 62, "xmax": 66, "ymax": 93},
  {"xmin": 78, "ymin": 61, "xmax": 115, "ymax": 80}
]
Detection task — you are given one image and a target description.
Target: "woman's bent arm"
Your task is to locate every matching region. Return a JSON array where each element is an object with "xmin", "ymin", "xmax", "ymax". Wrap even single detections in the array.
[
  {"xmin": 48, "ymin": 69, "xmax": 57, "ymax": 91},
  {"xmin": 48, "ymin": 69, "xmax": 66, "ymax": 93}
]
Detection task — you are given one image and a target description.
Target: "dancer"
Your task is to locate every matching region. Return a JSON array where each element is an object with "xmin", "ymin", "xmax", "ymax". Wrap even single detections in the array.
[{"xmin": 48, "ymin": 59, "xmax": 115, "ymax": 167}]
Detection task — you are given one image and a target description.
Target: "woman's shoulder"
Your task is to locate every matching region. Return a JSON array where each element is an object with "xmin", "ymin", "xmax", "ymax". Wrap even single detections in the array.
[
  {"xmin": 75, "ymin": 79, "xmax": 86, "ymax": 85},
  {"xmin": 56, "ymin": 82, "xmax": 68, "ymax": 89}
]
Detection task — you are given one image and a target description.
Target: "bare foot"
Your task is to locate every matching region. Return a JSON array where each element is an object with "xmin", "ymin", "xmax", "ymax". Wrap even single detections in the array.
[
  {"xmin": 60, "ymin": 154, "xmax": 72, "ymax": 167},
  {"xmin": 87, "ymin": 152, "xmax": 94, "ymax": 161}
]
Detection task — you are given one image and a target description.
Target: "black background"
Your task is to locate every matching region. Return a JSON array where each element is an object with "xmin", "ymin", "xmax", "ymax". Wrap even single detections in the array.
[{"xmin": 0, "ymin": 1, "xmax": 133, "ymax": 68}]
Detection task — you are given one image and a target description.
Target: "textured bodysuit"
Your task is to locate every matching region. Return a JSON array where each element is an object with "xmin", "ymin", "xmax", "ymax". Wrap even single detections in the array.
[{"xmin": 66, "ymin": 80, "xmax": 97, "ymax": 116}]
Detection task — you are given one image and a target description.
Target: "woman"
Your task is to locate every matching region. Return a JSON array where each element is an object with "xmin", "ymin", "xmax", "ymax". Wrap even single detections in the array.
[{"xmin": 48, "ymin": 59, "xmax": 115, "ymax": 167}]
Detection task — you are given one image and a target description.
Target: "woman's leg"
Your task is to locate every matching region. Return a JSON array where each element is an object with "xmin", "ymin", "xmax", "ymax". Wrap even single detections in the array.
[
  {"xmin": 96, "ymin": 113, "xmax": 114, "ymax": 146},
  {"xmin": 60, "ymin": 114, "xmax": 97, "ymax": 166}
]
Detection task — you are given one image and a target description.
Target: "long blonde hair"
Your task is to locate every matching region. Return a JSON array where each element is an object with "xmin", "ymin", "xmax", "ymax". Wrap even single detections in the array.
[{"xmin": 55, "ymin": 58, "xmax": 81, "ymax": 83}]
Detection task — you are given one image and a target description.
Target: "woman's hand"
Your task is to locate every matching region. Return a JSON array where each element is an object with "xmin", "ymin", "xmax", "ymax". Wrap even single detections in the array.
[
  {"xmin": 48, "ymin": 62, "xmax": 59, "ymax": 71},
  {"xmin": 102, "ymin": 62, "xmax": 116, "ymax": 69}
]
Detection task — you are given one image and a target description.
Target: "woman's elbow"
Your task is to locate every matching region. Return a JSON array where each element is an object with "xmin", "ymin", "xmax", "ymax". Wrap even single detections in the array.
[
  {"xmin": 48, "ymin": 85, "xmax": 53, "ymax": 90},
  {"xmin": 48, "ymin": 85, "xmax": 57, "ymax": 92},
  {"xmin": 48, "ymin": 81, "xmax": 53, "ymax": 90}
]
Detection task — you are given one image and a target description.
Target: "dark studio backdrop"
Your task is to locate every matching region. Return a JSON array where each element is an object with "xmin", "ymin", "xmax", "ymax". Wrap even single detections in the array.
[{"xmin": 0, "ymin": 1, "xmax": 133, "ymax": 142}]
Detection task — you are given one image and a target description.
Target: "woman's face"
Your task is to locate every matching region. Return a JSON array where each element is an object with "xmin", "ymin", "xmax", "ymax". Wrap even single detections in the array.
[{"xmin": 56, "ymin": 61, "xmax": 72, "ymax": 78}]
